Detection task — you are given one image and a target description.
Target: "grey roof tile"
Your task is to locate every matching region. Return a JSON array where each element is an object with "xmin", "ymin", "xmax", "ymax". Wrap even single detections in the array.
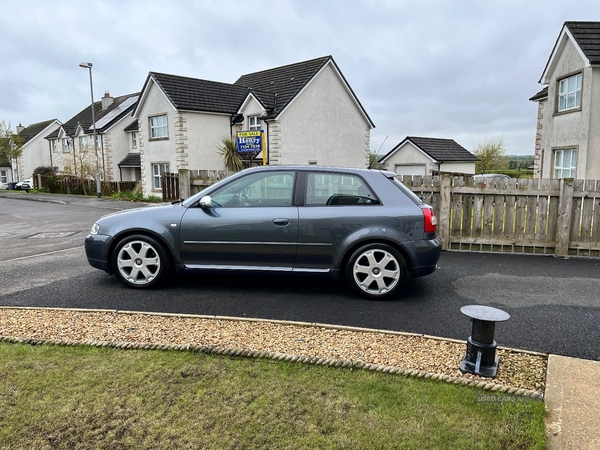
[
  {"xmin": 383, "ymin": 136, "xmax": 479, "ymax": 163},
  {"xmin": 149, "ymin": 73, "xmax": 249, "ymax": 113},
  {"xmin": 566, "ymin": 21, "xmax": 600, "ymax": 65},
  {"xmin": 45, "ymin": 93, "xmax": 139, "ymax": 139},
  {"xmin": 118, "ymin": 153, "xmax": 141, "ymax": 167},
  {"xmin": 17, "ymin": 119, "xmax": 59, "ymax": 144}
]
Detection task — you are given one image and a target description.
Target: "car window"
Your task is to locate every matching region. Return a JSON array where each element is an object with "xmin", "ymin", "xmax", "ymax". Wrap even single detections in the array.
[
  {"xmin": 305, "ymin": 172, "xmax": 379, "ymax": 206},
  {"xmin": 210, "ymin": 171, "xmax": 295, "ymax": 207}
]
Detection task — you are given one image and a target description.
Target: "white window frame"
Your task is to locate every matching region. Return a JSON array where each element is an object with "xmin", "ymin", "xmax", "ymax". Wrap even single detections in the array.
[
  {"xmin": 50, "ymin": 140, "xmax": 57, "ymax": 152},
  {"xmin": 79, "ymin": 136, "xmax": 88, "ymax": 152},
  {"xmin": 150, "ymin": 115, "xmax": 168, "ymax": 139},
  {"xmin": 248, "ymin": 116, "xmax": 261, "ymax": 131},
  {"xmin": 152, "ymin": 163, "xmax": 169, "ymax": 189},
  {"xmin": 132, "ymin": 132, "xmax": 137, "ymax": 149},
  {"xmin": 0, "ymin": 169, "xmax": 7, "ymax": 183},
  {"xmin": 553, "ymin": 148, "xmax": 577, "ymax": 179},
  {"xmin": 558, "ymin": 73, "xmax": 582, "ymax": 112},
  {"xmin": 62, "ymin": 138, "xmax": 71, "ymax": 153}
]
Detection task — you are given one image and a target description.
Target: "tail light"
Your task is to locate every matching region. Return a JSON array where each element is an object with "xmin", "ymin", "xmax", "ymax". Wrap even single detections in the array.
[{"xmin": 422, "ymin": 206, "xmax": 437, "ymax": 233}]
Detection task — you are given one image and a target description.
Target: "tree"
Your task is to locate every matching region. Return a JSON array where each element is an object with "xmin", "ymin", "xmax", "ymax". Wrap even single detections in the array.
[
  {"xmin": 473, "ymin": 137, "xmax": 508, "ymax": 174},
  {"xmin": 55, "ymin": 138, "xmax": 106, "ymax": 195},
  {"xmin": 218, "ymin": 136, "xmax": 245, "ymax": 171},
  {"xmin": 0, "ymin": 121, "xmax": 23, "ymax": 181},
  {"xmin": 369, "ymin": 152, "xmax": 384, "ymax": 170}
]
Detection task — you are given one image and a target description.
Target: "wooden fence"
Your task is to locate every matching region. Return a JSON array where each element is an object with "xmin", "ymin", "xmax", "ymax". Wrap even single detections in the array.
[
  {"xmin": 402, "ymin": 174, "xmax": 600, "ymax": 258},
  {"xmin": 34, "ymin": 174, "xmax": 139, "ymax": 197},
  {"xmin": 161, "ymin": 170, "xmax": 600, "ymax": 259},
  {"xmin": 162, "ymin": 169, "xmax": 234, "ymax": 201}
]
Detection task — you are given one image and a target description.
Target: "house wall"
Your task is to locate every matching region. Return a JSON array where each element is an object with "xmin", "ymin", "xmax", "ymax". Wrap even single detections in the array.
[
  {"xmin": 381, "ymin": 142, "xmax": 434, "ymax": 173},
  {"xmin": 439, "ymin": 162, "xmax": 476, "ymax": 174},
  {"xmin": 537, "ymin": 37, "xmax": 598, "ymax": 179},
  {"xmin": 275, "ymin": 63, "xmax": 371, "ymax": 168},
  {"xmin": 102, "ymin": 120, "xmax": 132, "ymax": 181},
  {"xmin": 138, "ymin": 81, "xmax": 178, "ymax": 197},
  {"xmin": 587, "ymin": 67, "xmax": 600, "ymax": 177},
  {"xmin": 18, "ymin": 121, "xmax": 61, "ymax": 180},
  {"xmin": 183, "ymin": 111, "xmax": 231, "ymax": 171},
  {"xmin": 137, "ymin": 81, "xmax": 233, "ymax": 197}
]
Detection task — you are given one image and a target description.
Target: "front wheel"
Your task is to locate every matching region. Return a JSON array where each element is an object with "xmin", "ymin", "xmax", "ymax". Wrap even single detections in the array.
[
  {"xmin": 345, "ymin": 243, "xmax": 407, "ymax": 299},
  {"xmin": 112, "ymin": 234, "xmax": 171, "ymax": 288}
]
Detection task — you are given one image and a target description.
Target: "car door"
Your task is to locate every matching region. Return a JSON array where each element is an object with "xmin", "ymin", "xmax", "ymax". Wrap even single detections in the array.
[
  {"xmin": 179, "ymin": 170, "xmax": 299, "ymax": 270},
  {"xmin": 296, "ymin": 171, "xmax": 383, "ymax": 271}
]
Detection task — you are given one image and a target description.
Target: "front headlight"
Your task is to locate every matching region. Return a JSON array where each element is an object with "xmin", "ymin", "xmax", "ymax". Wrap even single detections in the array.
[{"xmin": 90, "ymin": 223, "xmax": 100, "ymax": 235}]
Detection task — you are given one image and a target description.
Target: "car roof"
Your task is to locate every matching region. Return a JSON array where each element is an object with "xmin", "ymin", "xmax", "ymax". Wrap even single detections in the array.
[{"xmin": 240, "ymin": 165, "xmax": 397, "ymax": 177}]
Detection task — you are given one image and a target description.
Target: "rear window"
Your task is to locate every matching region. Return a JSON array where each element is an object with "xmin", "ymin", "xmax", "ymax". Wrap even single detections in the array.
[{"xmin": 389, "ymin": 177, "xmax": 425, "ymax": 206}]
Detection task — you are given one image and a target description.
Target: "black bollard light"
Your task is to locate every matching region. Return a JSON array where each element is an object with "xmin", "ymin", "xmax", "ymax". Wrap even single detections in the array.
[{"xmin": 459, "ymin": 305, "xmax": 510, "ymax": 378}]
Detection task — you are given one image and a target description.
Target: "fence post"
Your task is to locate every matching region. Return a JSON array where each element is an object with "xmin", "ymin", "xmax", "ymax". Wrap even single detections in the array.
[
  {"xmin": 179, "ymin": 169, "xmax": 190, "ymax": 199},
  {"xmin": 555, "ymin": 178, "xmax": 574, "ymax": 257},
  {"xmin": 438, "ymin": 173, "xmax": 452, "ymax": 250}
]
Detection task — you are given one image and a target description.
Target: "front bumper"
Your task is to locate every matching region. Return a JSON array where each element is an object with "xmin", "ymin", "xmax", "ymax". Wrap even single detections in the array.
[{"xmin": 84, "ymin": 234, "xmax": 113, "ymax": 273}]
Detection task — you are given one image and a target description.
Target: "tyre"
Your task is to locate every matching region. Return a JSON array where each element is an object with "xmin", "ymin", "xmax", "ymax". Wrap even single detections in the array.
[
  {"xmin": 345, "ymin": 243, "xmax": 407, "ymax": 299},
  {"xmin": 112, "ymin": 234, "xmax": 171, "ymax": 288}
]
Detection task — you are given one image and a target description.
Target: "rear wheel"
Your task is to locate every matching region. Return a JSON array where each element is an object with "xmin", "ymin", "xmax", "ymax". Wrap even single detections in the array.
[
  {"xmin": 112, "ymin": 234, "xmax": 171, "ymax": 288},
  {"xmin": 346, "ymin": 243, "xmax": 407, "ymax": 299}
]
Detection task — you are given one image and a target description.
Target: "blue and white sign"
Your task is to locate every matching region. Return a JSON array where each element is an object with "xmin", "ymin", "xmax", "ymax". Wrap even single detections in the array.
[{"xmin": 236, "ymin": 131, "xmax": 263, "ymax": 153}]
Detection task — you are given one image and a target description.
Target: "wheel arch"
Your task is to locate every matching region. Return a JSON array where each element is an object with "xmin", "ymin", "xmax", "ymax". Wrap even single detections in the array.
[
  {"xmin": 339, "ymin": 238, "xmax": 414, "ymax": 277},
  {"xmin": 105, "ymin": 229, "xmax": 178, "ymax": 275}
]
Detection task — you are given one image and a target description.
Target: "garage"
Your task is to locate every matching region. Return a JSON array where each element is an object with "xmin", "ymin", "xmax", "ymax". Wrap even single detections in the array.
[{"xmin": 394, "ymin": 164, "xmax": 427, "ymax": 176}]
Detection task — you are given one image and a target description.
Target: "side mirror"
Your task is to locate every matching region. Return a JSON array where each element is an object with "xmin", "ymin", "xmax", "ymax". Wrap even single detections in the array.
[{"xmin": 199, "ymin": 195, "xmax": 212, "ymax": 208}]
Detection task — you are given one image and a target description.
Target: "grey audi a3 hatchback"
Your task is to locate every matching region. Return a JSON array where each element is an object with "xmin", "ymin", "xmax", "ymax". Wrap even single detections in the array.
[{"xmin": 85, "ymin": 165, "xmax": 442, "ymax": 299}]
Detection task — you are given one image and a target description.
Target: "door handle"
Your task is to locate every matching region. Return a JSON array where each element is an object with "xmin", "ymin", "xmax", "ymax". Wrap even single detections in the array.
[{"xmin": 272, "ymin": 218, "xmax": 290, "ymax": 226}]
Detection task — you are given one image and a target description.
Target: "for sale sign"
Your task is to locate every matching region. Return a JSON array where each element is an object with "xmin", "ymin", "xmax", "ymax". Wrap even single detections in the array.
[{"xmin": 236, "ymin": 131, "xmax": 262, "ymax": 153}]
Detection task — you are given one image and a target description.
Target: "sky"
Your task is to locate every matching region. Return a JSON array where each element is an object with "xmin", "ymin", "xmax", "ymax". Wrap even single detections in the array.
[{"xmin": 1, "ymin": 0, "xmax": 598, "ymax": 157}]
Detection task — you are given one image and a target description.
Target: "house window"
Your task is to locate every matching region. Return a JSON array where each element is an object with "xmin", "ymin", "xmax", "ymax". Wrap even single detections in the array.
[
  {"xmin": 152, "ymin": 163, "xmax": 169, "ymax": 189},
  {"xmin": 79, "ymin": 136, "xmax": 88, "ymax": 151},
  {"xmin": 0, "ymin": 170, "xmax": 7, "ymax": 183},
  {"xmin": 132, "ymin": 132, "xmax": 137, "ymax": 149},
  {"xmin": 558, "ymin": 73, "xmax": 582, "ymax": 112},
  {"xmin": 50, "ymin": 140, "xmax": 57, "ymax": 152},
  {"xmin": 249, "ymin": 116, "xmax": 261, "ymax": 131},
  {"xmin": 150, "ymin": 115, "xmax": 168, "ymax": 139},
  {"xmin": 62, "ymin": 138, "xmax": 71, "ymax": 153},
  {"xmin": 553, "ymin": 149, "xmax": 576, "ymax": 178}
]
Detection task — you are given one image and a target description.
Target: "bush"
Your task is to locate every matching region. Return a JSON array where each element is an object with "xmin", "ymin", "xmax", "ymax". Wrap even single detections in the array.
[{"xmin": 109, "ymin": 190, "xmax": 164, "ymax": 203}]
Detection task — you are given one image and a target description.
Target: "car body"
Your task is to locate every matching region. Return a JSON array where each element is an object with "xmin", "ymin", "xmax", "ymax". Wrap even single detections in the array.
[
  {"xmin": 473, "ymin": 173, "xmax": 510, "ymax": 187},
  {"xmin": 15, "ymin": 178, "xmax": 33, "ymax": 192},
  {"xmin": 85, "ymin": 165, "xmax": 442, "ymax": 299}
]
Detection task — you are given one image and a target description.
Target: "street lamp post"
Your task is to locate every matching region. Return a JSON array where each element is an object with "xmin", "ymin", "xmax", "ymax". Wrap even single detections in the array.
[{"xmin": 79, "ymin": 62, "xmax": 101, "ymax": 198}]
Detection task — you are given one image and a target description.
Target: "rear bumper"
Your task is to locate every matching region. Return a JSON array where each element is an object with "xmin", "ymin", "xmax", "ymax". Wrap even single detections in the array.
[{"xmin": 407, "ymin": 236, "xmax": 442, "ymax": 278}]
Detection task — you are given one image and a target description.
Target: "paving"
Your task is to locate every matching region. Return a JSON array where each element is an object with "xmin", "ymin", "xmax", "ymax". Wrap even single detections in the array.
[{"xmin": 2, "ymin": 189, "xmax": 600, "ymax": 447}]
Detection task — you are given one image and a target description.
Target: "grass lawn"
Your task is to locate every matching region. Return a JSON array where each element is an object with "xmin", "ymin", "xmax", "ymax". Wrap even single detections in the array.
[{"xmin": 0, "ymin": 342, "xmax": 546, "ymax": 449}]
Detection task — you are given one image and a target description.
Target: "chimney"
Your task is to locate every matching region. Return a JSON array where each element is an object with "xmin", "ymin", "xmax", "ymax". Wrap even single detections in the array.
[
  {"xmin": 16, "ymin": 123, "xmax": 25, "ymax": 134},
  {"xmin": 101, "ymin": 91, "xmax": 114, "ymax": 109}
]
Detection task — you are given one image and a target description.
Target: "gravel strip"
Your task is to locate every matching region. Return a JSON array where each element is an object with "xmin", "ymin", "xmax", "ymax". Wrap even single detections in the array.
[{"xmin": 0, "ymin": 307, "xmax": 547, "ymax": 393}]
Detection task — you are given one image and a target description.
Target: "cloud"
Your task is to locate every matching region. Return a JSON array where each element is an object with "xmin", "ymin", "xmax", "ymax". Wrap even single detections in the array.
[{"xmin": 1, "ymin": 0, "xmax": 598, "ymax": 155}]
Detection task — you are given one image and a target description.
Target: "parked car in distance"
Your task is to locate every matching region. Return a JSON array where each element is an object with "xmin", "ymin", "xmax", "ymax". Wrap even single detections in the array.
[
  {"xmin": 473, "ymin": 173, "xmax": 510, "ymax": 188},
  {"xmin": 15, "ymin": 178, "xmax": 33, "ymax": 192},
  {"xmin": 85, "ymin": 165, "xmax": 442, "ymax": 299}
]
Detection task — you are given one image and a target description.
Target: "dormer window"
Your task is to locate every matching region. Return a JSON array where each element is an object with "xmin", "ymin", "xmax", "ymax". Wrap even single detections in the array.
[
  {"xmin": 249, "ymin": 116, "xmax": 261, "ymax": 131},
  {"xmin": 558, "ymin": 73, "xmax": 582, "ymax": 112},
  {"xmin": 62, "ymin": 138, "xmax": 71, "ymax": 153}
]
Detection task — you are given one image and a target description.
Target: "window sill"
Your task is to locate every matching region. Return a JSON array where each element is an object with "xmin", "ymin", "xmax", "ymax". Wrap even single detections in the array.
[
  {"xmin": 148, "ymin": 137, "xmax": 169, "ymax": 142},
  {"xmin": 553, "ymin": 107, "xmax": 582, "ymax": 117}
]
